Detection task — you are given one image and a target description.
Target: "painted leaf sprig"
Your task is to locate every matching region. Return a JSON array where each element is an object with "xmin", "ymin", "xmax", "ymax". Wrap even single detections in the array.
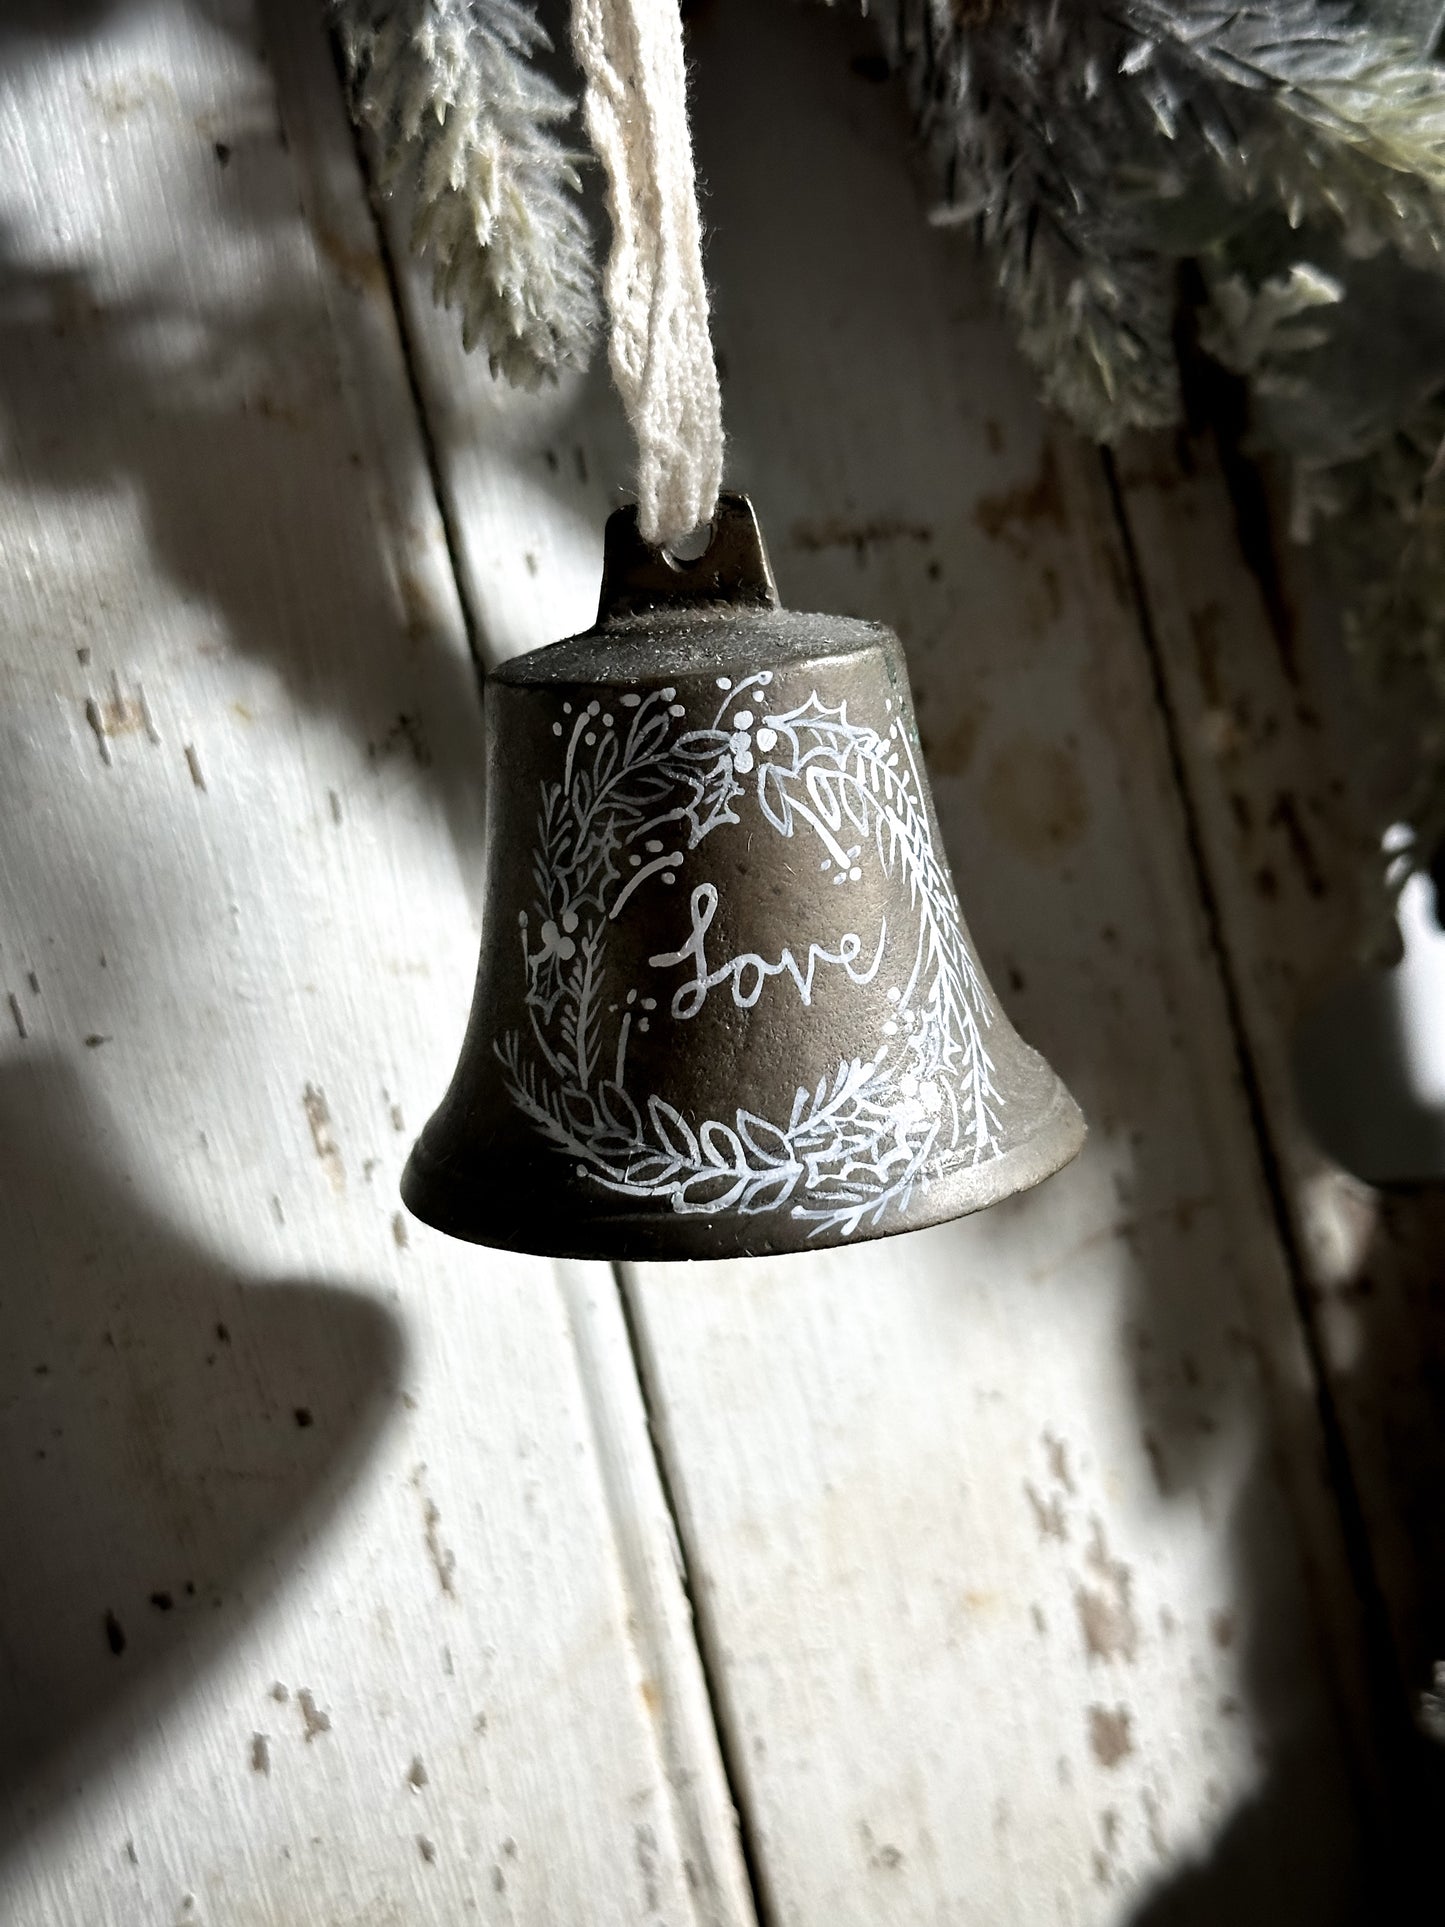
[{"xmin": 499, "ymin": 676, "xmax": 1004, "ymax": 1239}]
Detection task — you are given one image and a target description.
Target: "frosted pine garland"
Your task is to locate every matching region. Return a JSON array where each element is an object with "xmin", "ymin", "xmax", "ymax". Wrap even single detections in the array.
[
  {"xmin": 886, "ymin": 1, "xmax": 1445, "ymax": 436},
  {"xmin": 883, "ymin": 0, "xmax": 1445, "ymax": 898}
]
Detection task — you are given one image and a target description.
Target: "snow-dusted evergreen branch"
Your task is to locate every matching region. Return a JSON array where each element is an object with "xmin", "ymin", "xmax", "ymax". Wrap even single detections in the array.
[
  {"xmin": 878, "ymin": 0, "xmax": 1445, "ymax": 888},
  {"xmin": 885, "ymin": 0, "xmax": 1186, "ymax": 436},
  {"xmin": 1126, "ymin": 2, "xmax": 1445, "ymax": 267},
  {"xmin": 335, "ymin": 0, "xmax": 599, "ymax": 386},
  {"xmin": 883, "ymin": 1, "xmax": 1445, "ymax": 434}
]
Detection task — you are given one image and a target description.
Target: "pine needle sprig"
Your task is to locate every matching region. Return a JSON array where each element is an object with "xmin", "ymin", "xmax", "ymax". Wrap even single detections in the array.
[
  {"xmin": 335, "ymin": 0, "xmax": 599, "ymax": 387},
  {"xmin": 886, "ymin": 1, "xmax": 1445, "ymax": 432},
  {"xmin": 887, "ymin": 0, "xmax": 1186, "ymax": 436},
  {"xmin": 1125, "ymin": 2, "xmax": 1445, "ymax": 268}
]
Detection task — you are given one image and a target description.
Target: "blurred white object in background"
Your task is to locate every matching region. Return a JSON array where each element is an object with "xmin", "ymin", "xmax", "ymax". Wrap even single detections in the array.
[{"xmin": 1296, "ymin": 828, "xmax": 1445, "ymax": 1183}]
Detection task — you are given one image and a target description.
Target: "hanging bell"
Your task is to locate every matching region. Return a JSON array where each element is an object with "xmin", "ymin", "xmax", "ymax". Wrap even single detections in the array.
[{"xmin": 403, "ymin": 495, "xmax": 1085, "ymax": 1260}]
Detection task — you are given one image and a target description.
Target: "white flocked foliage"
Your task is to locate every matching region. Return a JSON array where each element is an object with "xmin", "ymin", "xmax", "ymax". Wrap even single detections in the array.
[{"xmin": 335, "ymin": 0, "xmax": 599, "ymax": 387}]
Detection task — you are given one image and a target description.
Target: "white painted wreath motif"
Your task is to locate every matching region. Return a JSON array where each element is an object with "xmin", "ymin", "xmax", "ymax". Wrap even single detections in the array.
[{"xmin": 496, "ymin": 671, "xmax": 1003, "ymax": 1238}]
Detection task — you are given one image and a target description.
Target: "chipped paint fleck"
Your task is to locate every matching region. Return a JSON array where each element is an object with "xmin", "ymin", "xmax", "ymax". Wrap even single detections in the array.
[
  {"xmin": 302, "ymin": 1084, "xmax": 344, "ymax": 1192},
  {"xmin": 411, "ymin": 1465, "xmax": 457, "ymax": 1597},
  {"xmin": 1088, "ymin": 1705, "xmax": 1134, "ymax": 1768},
  {"xmin": 1075, "ymin": 1519, "xmax": 1139, "ymax": 1664},
  {"xmin": 297, "ymin": 1689, "xmax": 331, "ymax": 1742}
]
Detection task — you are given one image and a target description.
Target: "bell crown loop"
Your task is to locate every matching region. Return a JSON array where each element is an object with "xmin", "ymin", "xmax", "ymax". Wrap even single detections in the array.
[{"xmin": 596, "ymin": 492, "xmax": 778, "ymax": 624}]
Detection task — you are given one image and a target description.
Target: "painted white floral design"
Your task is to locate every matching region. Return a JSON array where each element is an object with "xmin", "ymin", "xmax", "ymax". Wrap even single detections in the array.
[{"xmin": 496, "ymin": 671, "xmax": 1003, "ymax": 1238}]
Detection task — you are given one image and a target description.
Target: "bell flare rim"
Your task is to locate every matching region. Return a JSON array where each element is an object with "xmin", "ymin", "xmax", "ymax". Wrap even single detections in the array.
[{"xmin": 398, "ymin": 1074, "xmax": 1086, "ymax": 1265}]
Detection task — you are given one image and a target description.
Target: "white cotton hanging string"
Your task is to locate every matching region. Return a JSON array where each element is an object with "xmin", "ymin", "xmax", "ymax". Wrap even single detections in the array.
[{"xmin": 571, "ymin": 0, "xmax": 724, "ymax": 551}]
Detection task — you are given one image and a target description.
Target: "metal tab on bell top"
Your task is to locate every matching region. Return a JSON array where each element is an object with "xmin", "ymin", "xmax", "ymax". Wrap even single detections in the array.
[
  {"xmin": 597, "ymin": 492, "xmax": 779, "ymax": 624},
  {"xmin": 402, "ymin": 492, "xmax": 1085, "ymax": 1260}
]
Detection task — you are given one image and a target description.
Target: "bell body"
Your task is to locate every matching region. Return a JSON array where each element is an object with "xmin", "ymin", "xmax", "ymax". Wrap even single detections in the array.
[{"xmin": 404, "ymin": 498, "xmax": 1084, "ymax": 1259}]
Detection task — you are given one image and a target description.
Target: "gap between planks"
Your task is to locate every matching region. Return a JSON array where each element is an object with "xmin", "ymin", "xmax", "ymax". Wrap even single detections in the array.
[{"xmin": 265, "ymin": 7, "xmax": 764, "ymax": 1919}]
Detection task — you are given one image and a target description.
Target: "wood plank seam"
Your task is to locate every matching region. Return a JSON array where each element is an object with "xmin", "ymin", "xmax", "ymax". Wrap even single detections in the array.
[
  {"xmin": 610, "ymin": 1257, "xmax": 777, "ymax": 1927},
  {"xmin": 1099, "ymin": 445, "xmax": 1421, "ymax": 1898}
]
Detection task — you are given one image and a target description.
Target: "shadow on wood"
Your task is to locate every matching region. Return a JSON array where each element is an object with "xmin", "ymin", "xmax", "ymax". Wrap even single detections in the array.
[
  {"xmin": 0, "ymin": 1055, "xmax": 404, "ymax": 1859},
  {"xmin": 0, "ymin": 185, "xmax": 488, "ymax": 888}
]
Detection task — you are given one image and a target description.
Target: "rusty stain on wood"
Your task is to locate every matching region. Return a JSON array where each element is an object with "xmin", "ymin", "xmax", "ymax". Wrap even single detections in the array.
[
  {"xmin": 919, "ymin": 699, "xmax": 987, "ymax": 778},
  {"xmin": 0, "ymin": 0, "xmax": 1382, "ymax": 1912},
  {"xmin": 85, "ymin": 676, "xmax": 160, "ymax": 763},
  {"xmin": 1088, "ymin": 1705, "xmax": 1135, "ymax": 1768},
  {"xmin": 788, "ymin": 514, "xmax": 933, "ymax": 555},
  {"xmin": 981, "ymin": 737, "xmax": 1089, "ymax": 862},
  {"xmin": 398, "ymin": 568, "xmax": 438, "ymax": 643},
  {"xmin": 315, "ymin": 221, "xmax": 388, "ymax": 296},
  {"xmin": 973, "ymin": 444, "xmax": 1065, "ymax": 548}
]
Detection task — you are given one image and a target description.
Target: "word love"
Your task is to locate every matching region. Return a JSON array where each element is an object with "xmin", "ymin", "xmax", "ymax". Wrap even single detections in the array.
[{"xmin": 649, "ymin": 882, "xmax": 886, "ymax": 1022}]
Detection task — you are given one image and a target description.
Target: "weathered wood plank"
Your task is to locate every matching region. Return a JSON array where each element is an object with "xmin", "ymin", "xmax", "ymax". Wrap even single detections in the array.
[
  {"xmin": 389, "ymin": 0, "xmax": 1382, "ymax": 1918},
  {"xmin": 0, "ymin": 4, "xmax": 749, "ymax": 1921},
  {"xmin": 1113, "ymin": 410, "xmax": 1445, "ymax": 1765}
]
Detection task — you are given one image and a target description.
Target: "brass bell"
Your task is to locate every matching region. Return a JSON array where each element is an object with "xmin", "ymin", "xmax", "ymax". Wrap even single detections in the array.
[{"xmin": 404, "ymin": 495, "xmax": 1084, "ymax": 1259}]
